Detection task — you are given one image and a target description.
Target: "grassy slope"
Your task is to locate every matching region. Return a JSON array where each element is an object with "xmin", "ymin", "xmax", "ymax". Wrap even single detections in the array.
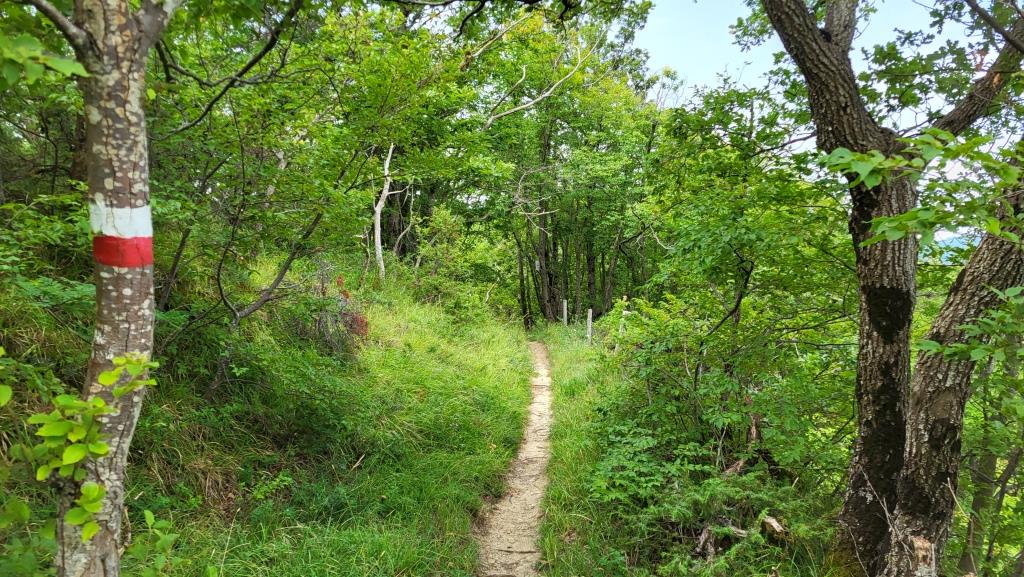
[
  {"xmin": 535, "ymin": 325, "xmax": 630, "ymax": 577},
  {"xmin": 120, "ymin": 279, "xmax": 533, "ymax": 576}
]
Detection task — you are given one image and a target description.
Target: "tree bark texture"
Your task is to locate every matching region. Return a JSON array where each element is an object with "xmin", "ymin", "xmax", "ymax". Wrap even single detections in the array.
[
  {"xmin": 43, "ymin": 1, "xmax": 179, "ymax": 576},
  {"xmin": 761, "ymin": 1, "xmax": 1024, "ymax": 574}
]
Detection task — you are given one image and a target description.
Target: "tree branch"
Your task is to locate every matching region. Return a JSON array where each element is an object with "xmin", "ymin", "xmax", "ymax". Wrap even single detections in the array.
[
  {"xmin": 484, "ymin": 37, "xmax": 599, "ymax": 129},
  {"xmin": 167, "ymin": 0, "xmax": 304, "ymax": 135},
  {"xmin": 933, "ymin": 15, "xmax": 1024, "ymax": 135},
  {"xmin": 461, "ymin": 12, "xmax": 532, "ymax": 70},
  {"xmin": 965, "ymin": 0, "xmax": 1024, "ymax": 53},
  {"xmin": 22, "ymin": 0, "xmax": 90, "ymax": 55},
  {"xmin": 824, "ymin": 0, "xmax": 858, "ymax": 52},
  {"xmin": 137, "ymin": 0, "xmax": 184, "ymax": 52},
  {"xmin": 236, "ymin": 210, "xmax": 324, "ymax": 320},
  {"xmin": 761, "ymin": 0, "xmax": 884, "ymax": 152},
  {"xmin": 487, "ymin": 65, "xmax": 527, "ymax": 117}
]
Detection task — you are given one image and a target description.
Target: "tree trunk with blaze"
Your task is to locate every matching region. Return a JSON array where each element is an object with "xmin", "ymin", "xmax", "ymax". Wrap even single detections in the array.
[{"xmin": 29, "ymin": 0, "xmax": 179, "ymax": 575}]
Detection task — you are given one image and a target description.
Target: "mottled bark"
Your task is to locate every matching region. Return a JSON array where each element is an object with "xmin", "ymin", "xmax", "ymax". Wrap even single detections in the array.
[
  {"xmin": 374, "ymin": 143, "xmax": 397, "ymax": 280},
  {"xmin": 27, "ymin": 1, "xmax": 179, "ymax": 575}
]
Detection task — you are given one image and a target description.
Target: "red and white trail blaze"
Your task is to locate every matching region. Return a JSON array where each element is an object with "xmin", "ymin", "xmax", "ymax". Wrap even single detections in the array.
[{"xmin": 89, "ymin": 199, "xmax": 154, "ymax": 267}]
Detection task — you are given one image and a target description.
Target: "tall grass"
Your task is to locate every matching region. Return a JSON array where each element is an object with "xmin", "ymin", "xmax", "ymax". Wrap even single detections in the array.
[
  {"xmin": 535, "ymin": 324, "xmax": 632, "ymax": 577},
  {"xmin": 124, "ymin": 269, "xmax": 532, "ymax": 576}
]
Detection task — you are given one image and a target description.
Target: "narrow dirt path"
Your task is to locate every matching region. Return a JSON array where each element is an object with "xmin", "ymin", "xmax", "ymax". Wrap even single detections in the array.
[{"xmin": 476, "ymin": 341, "xmax": 553, "ymax": 577}]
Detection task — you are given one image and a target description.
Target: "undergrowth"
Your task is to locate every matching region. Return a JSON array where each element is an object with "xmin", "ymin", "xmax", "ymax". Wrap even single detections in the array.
[
  {"xmin": 537, "ymin": 324, "xmax": 842, "ymax": 577},
  {"xmin": 1, "ymin": 257, "xmax": 532, "ymax": 577}
]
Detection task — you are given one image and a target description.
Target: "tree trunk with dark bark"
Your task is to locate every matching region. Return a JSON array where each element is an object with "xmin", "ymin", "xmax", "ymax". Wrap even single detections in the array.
[
  {"xmin": 761, "ymin": 1, "xmax": 1024, "ymax": 574},
  {"xmin": 881, "ymin": 222, "xmax": 1024, "ymax": 577}
]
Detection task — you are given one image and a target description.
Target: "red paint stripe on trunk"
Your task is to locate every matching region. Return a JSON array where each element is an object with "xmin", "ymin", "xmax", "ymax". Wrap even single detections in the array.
[{"xmin": 93, "ymin": 236, "xmax": 154, "ymax": 267}]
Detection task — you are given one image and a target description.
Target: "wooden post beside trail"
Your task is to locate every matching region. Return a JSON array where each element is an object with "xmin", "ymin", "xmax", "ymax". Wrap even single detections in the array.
[
  {"xmin": 587, "ymin": 308, "xmax": 593, "ymax": 345},
  {"xmin": 562, "ymin": 299, "xmax": 568, "ymax": 326}
]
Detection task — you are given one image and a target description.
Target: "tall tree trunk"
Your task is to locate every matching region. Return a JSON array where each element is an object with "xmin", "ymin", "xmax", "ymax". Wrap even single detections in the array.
[
  {"xmin": 839, "ymin": 176, "xmax": 918, "ymax": 572},
  {"xmin": 38, "ymin": 1, "xmax": 179, "ymax": 575},
  {"xmin": 512, "ymin": 227, "xmax": 532, "ymax": 329},
  {"xmin": 574, "ymin": 233, "xmax": 583, "ymax": 319},
  {"xmin": 881, "ymin": 219, "xmax": 1024, "ymax": 576},
  {"xmin": 602, "ymin": 226, "xmax": 624, "ymax": 313},
  {"xmin": 586, "ymin": 214, "xmax": 596, "ymax": 312},
  {"xmin": 761, "ymin": 2, "xmax": 1023, "ymax": 573},
  {"xmin": 536, "ymin": 202, "xmax": 557, "ymax": 320},
  {"xmin": 561, "ymin": 231, "xmax": 571, "ymax": 319},
  {"xmin": 525, "ymin": 219, "xmax": 549, "ymax": 320}
]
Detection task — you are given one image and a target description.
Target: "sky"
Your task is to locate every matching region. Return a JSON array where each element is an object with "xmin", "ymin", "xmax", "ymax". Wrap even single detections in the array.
[{"xmin": 633, "ymin": 0, "xmax": 944, "ymax": 91}]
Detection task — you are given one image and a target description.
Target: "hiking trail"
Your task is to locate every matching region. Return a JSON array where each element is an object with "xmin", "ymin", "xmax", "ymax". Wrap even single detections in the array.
[{"xmin": 476, "ymin": 341, "xmax": 553, "ymax": 577}]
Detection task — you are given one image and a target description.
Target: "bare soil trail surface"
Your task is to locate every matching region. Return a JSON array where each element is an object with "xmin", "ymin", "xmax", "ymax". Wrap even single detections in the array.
[{"xmin": 476, "ymin": 341, "xmax": 553, "ymax": 577}]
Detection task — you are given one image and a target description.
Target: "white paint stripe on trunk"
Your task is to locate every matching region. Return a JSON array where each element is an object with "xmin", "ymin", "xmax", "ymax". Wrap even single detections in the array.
[{"xmin": 89, "ymin": 202, "xmax": 153, "ymax": 238}]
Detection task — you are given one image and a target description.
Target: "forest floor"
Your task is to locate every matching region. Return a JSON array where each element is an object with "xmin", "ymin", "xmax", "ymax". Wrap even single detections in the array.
[{"xmin": 475, "ymin": 342, "xmax": 553, "ymax": 577}]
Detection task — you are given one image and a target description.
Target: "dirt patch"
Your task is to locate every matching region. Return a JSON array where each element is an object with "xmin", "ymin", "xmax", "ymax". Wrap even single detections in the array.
[{"xmin": 476, "ymin": 341, "xmax": 553, "ymax": 577}]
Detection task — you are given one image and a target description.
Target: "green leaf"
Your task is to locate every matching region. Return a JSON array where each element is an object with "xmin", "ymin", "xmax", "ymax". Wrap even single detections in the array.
[
  {"xmin": 884, "ymin": 228, "xmax": 905, "ymax": 241},
  {"xmin": 44, "ymin": 56, "xmax": 87, "ymax": 77},
  {"xmin": 36, "ymin": 420, "xmax": 73, "ymax": 437},
  {"xmin": 0, "ymin": 385, "xmax": 11, "ymax": 407},
  {"xmin": 88, "ymin": 442, "xmax": 109, "ymax": 456},
  {"xmin": 1, "ymin": 61, "xmax": 19, "ymax": 86},
  {"xmin": 850, "ymin": 151, "xmax": 884, "ymax": 182},
  {"xmin": 64, "ymin": 507, "xmax": 90, "ymax": 525},
  {"xmin": 36, "ymin": 464, "xmax": 52, "ymax": 481},
  {"xmin": 825, "ymin": 147, "xmax": 854, "ymax": 166},
  {"xmin": 81, "ymin": 520, "xmax": 101, "ymax": 542},
  {"xmin": 62, "ymin": 443, "xmax": 89, "ymax": 465},
  {"xmin": 80, "ymin": 482, "xmax": 103, "ymax": 502},
  {"xmin": 27, "ymin": 412, "xmax": 57, "ymax": 424},
  {"xmin": 97, "ymin": 368, "xmax": 120, "ymax": 386},
  {"xmin": 67, "ymin": 424, "xmax": 88, "ymax": 442},
  {"xmin": 862, "ymin": 171, "xmax": 883, "ymax": 189},
  {"xmin": 0, "ymin": 497, "xmax": 30, "ymax": 528},
  {"xmin": 11, "ymin": 34, "xmax": 43, "ymax": 54},
  {"xmin": 155, "ymin": 533, "xmax": 179, "ymax": 550},
  {"xmin": 144, "ymin": 509, "xmax": 155, "ymax": 528},
  {"xmin": 23, "ymin": 60, "xmax": 43, "ymax": 83}
]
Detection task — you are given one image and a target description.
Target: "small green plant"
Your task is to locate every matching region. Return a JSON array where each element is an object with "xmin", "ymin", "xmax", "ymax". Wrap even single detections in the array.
[
  {"xmin": 122, "ymin": 510, "xmax": 184, "ymax": 577},
  {"xmin": 4, "ymin": 353, "xmax": 157, "ymax": 543}
]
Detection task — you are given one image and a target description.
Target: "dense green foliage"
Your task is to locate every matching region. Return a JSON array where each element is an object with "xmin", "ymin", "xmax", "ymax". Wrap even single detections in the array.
[{"xmin": 2, "ymin": 1, "xmax": 1024, "ymax": 576}]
